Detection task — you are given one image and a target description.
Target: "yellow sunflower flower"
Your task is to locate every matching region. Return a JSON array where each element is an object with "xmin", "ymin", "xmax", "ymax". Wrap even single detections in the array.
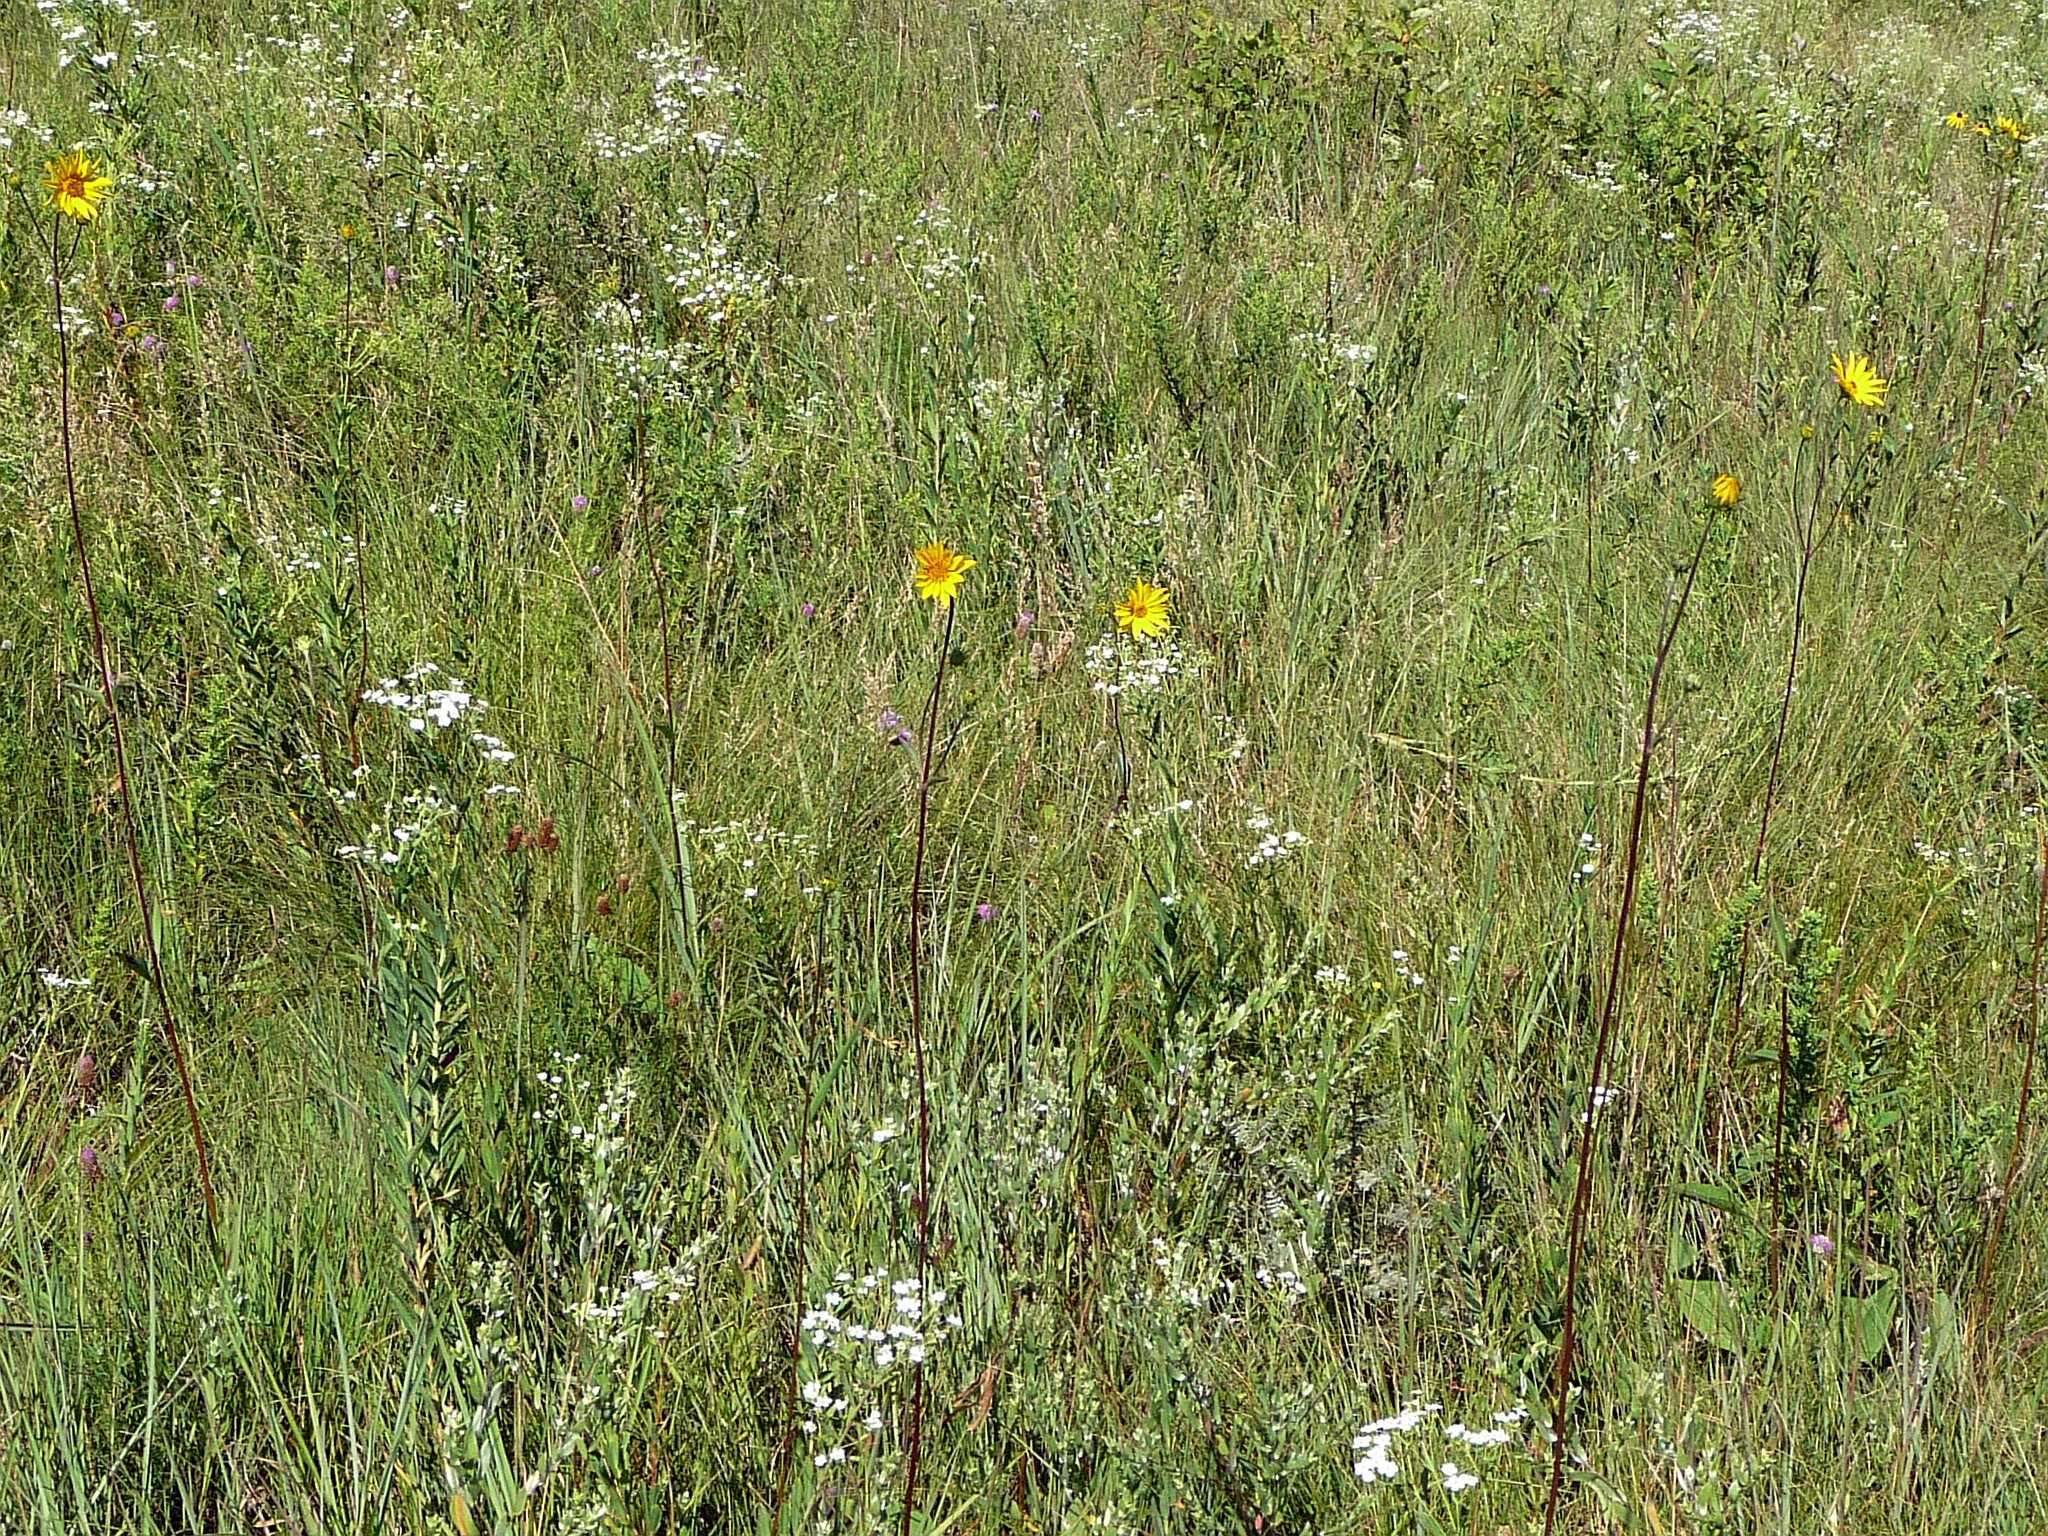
[
  {"xmin": 1711, "ymin": 473, "xmax": 1742, "ymax": 507},
  {"xmin": 1995, "ymin": 114, "xmax": 2031, "ymax": 143},
  {"xmin": 1830, "ymin": 352, "xmax": 1888, "ymax": 410},
  {"xmin": 1114, "ymin": 581, "xmax": 1172, "ymax": 642},
  {"xmin": 44, "ymin": 151, "xmax": 112, "ymax": 222},
  {"xmin": 911, "ymin": 542, "xmax": 974, "ymax": 606},
  {"xmin": 1945, "ymin": 110, "xmax": 1974, "ymax": 131}
]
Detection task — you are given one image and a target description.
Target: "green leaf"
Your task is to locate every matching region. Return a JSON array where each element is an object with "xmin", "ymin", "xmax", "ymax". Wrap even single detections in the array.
[
  {"xmin": 584, "ymin": 934, "xmax": 659, "ymax": 1017},
  {"xmin": 1675, "ymin": 1181, "xmax": 1747, "ymax": 1216},
  {"xmin": 1673, "ymin": 1278, "xmax": 1757, "ymax": 1354},
  {"xmin": 1925, "ymin": 1290, "xmax": 1960, "ymax": 1381},
  {"xmin": 1848, "ymin": 1283, "xmax": 1898, "ymax": 1366}
]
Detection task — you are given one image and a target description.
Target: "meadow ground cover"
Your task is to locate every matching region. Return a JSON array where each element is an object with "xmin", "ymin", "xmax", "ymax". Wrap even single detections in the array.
[{"xmin": 5, "ymin": 0, "xmax": 2048, "ymax": 1529}]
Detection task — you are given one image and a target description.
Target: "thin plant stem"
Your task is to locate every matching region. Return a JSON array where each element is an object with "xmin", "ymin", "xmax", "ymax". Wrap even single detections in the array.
[
  {"xmin": 610, "ymin": 222, "xmax": 693, "ymax": 971},
  {"xmin": 342, "ymin": 261, "xmax": 371, "ymax": 769},
  {"xmin": 774, "ymin": 1052, "xmax": 813, "ymax": 1521},
  {"xmin": 1760, "ymin": 464, "xmax": 1822, "ymax": 1288},
  {"xmin": 900, "ymin": 595, "xmax": 956, "ymax": 1536},
  {"xmin": 1542, "ymin": 503, "xmax": 1719, "ymax": 1536},
  {"xmin": 1725, "ymin": 431, "xmax": 1829, "ymax": 1284},
  {"xmin": 631, "ymin": 392, "xmax": 691, "ymax": 971},
  {"xmin": 50, "ymin": 215, "xmax": 219, "ymax": 1240},
  {"xmin": 1971, "ymin": 823, "xmax": 2047, "ymax": 1342},
  {"xmin": 1585, "ymin": 472, "xmax": 1596, "ymax": 591},
  {"xmin": 1960, "ymin": 172, "xmax": 2010, "ymax": 454},
  {"xmin": 1109, "ymin": 686, "xmax": 1131, "ymax": 813}
]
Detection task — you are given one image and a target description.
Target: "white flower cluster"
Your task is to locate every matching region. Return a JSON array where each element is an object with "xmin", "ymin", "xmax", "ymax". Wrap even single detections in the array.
[
  {"xmin": 1652, "ymin": 6, "xmax": 1734, "ymax": 61},
  {"xmin": 37, "ymin": 0, "xmax": 161, "ymax": 75},
  {"xmin": 657, "ymin": 220, "xmax": 775, "ymax": 323},
  {"xmin": 797, "ymin": 1267, "xmax": 964, "ymax": 1470},
  {"xmin": 566, "ymin": 1254, "xmax": 701, "ymax": 1347},
  {"xmin": 1084, "ymin": 637, "xmax": 1190, "ymax": 697},
  {"xmin": 1911, "ymin": 839, "xmax": 1983, "ymax": 870},
  {"xmin": 966, "ymin": 375, "xmax": 1046, "ymax": 433},
  {"xmin": 567, "ymin": 1068, "xmax": 636, "ymax": 1173},
  {"xmin": 1579, "ymin": 1082, "xmax": 1620, "ymax": 1125},
  {"xmin": 0, "ymin": 108, "xmax": 52, "ymax": 153},
  {"xmin": 588, "ymin": 39, "xmax": 746, "ymax": 161},
  {"xmin": 1557, "ymin": 149, "xmax": 1629, "ymax": 196},
  {"xmin": 902, "ymin": 201, "xmax": 986, "ymax": 299},
  {"xmin": 337, "ymin": 787, "xmax": 452, "ymax": 866},
  {"xmin": 586, "ymin": 293, "xmax": 695, "ymax": 402},
  {"xmin": 38, "ymin": 969, "xmax": 91, "ymax": 991},
  {"xmin": 254, "ymin": 522, "xmax": 357, "ymax": 578},
  {"xmin": 529, "ymin": 1050, "xmax": 592, "ymax": 1119},
  {"xmin": 357, "ymin": 662, "xmax": 517, "ymax": 783},
  {"xmin": 1290, "ymin": 329, "xmax": 1378, "ymax": 373},
  {"xmin": 679, "ymin": 815, "xmax": 822, "ymax": 902},
  {"xmin": 1253, "ymin": 1263, "xmax": 1309, "ymax": 1299},
  {"xmin": 1244, "ymin": 810, "xmax": 1306, "ymax": 868},
  {"xmin": 800, "ymin": 1269, "xmax": 958, "ymax": 1365},
  {"xmin": 362, "ymin": 662, "xmax": 484, "ymax": 732},
  {"xmin": 1112, "ymin": 795, "xmax": 1199, "ymax": 845},
  {"xmin": 1353, "ymin": 1399, "xmax": 1526, "ymax": 1494}
]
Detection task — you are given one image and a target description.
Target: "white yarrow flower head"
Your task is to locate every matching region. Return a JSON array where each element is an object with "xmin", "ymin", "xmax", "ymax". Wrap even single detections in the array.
[{"xmin": 1352, "ymin": 1393, "xmax": 1523, "ymax": 1491}]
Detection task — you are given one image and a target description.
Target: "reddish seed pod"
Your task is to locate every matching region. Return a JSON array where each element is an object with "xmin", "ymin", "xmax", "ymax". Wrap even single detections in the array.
[{"xmin": 506, "ymin": 824, "xmax": 526, "ymax": 854}]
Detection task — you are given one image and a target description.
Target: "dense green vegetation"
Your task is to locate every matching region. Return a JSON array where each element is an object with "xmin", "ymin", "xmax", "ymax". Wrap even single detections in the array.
[{"xmin": 5, "ymin": 0, "xmax": 2048, "ymax": 1529}]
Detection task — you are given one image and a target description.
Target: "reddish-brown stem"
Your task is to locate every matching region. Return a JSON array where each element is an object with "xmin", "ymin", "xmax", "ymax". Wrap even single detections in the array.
[
  {"xmin": 900, "ymin": 595, "xmax": 956, "ymax": 1536},
  {"xmin": 1758, "ymin": 519, "xmax": 1815, "ymax": 1289},
  {"xmin": 1543, "ymin": 505, "xmax": 1718, "ymax": 1536},
  {"xmin": 1727, "ymin": 436, "xmax": 1828, "ymax": 1284},
  {"xmin": 1109, "ymin": 685, "xmax": 1131, "ymax": 813},
  {"xmin": 1971, "ymin": 824, "xmax": 2047, "ymax": 1339},
  {"xmin": 50, "ymin": 215, "xmax": 219, "ymax": 1240}
]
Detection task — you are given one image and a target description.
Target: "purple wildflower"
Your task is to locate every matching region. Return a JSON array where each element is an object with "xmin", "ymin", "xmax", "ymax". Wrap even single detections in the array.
[
  {"xmin": 975, "ymin": 901, "xmax": 996, "ymax": 922},
  {"xmin": 79, "ymin": 1144, "xmax": 103, "ymax": 1184},
  {"xmin": 1808, "ymin": 1234, "xmax": 1835, "ymax": 1257},
  {"xmin": 880, "ymin": 708, "xmax": 912, "ymax": 748}
]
